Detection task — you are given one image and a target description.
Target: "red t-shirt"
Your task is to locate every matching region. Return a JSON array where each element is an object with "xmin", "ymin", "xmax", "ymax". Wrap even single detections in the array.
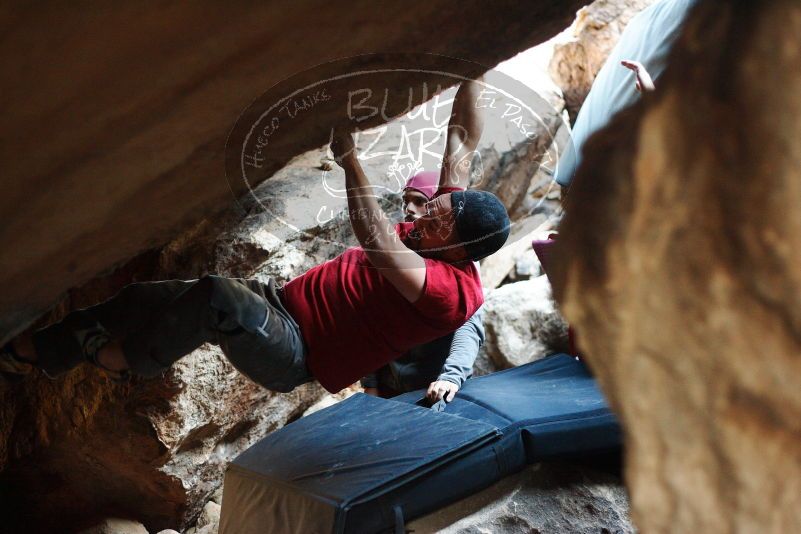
[{"xmin": 281, "ymin": 234, "xmax": 483, "ymax": 393}]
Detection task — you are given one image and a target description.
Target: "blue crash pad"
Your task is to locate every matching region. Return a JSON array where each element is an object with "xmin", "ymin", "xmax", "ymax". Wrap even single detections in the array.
[
  {"xmin": 219, "ymin": 354, "xmax": 620, "ymax": 534},
  {"xmin": 394, "ymin": 352, "xmax": 620, "ymax": 459}
]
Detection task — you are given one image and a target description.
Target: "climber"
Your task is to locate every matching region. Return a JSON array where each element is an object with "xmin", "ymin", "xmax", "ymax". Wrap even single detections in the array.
[
  {"xmin": 1, "ymin": 79, "xmax": 509, "ymax": 398},
  {"xmin": 361, "ymin": 170, "xmax": 485, "ymax": 402}
]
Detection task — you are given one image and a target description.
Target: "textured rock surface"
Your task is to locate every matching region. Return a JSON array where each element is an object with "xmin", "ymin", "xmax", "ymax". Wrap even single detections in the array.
[
  {"xmin": 550, "ymin": 0, "xmax": 657, "ymax": 121},
  {"xmin": 410, "ymin": 461, "xmax": 633, "ymax": 533},
  {"xmin": 478, "ymin": 276, "xmax": 569, "ymax": 373},
  {"xmin": 303, "ymin": 386, "xmax": 362, "ymax": 418},
  {"xmin": 77, "ymin": 518, "xmax": 149, "ymax": 534},
  {"xmin": 552, "ymin": 1, "xmax": 801, "ymax": 532},
  {"xmin": 1, "ymin": 349, "xmax": 324, "ymax": 534},
  {"xmin": 470, "ymin": 79, "xmax": 566, "ymax": 222},
  {"xmin": 0, "ymin": 0, "xmax": 590, "ymax": 345},
  {"xmin": 479, "ymin": 214, "xmax": 560, "ymax": 289},
  {"xmin": 195, "ymin": 501, "xmax": 221, "ymax": 532}
]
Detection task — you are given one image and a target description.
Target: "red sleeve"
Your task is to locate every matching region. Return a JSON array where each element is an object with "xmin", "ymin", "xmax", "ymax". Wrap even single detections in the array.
[{"xmin": 413, "ymin": 259, "xmax": 483, "ymax": 329}]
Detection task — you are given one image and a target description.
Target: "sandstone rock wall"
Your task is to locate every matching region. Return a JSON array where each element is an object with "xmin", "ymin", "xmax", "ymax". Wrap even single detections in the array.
[
  {"xmin": 470, "ymin": 83, "xmax": 566, "ymax": 222},
  {"xmin": 477, "ymin": 276, "xmax": 569, "ymax": 374},
  {"xmin": 552, "ymin": 1, "xmax": 801, "ymax": 532}
]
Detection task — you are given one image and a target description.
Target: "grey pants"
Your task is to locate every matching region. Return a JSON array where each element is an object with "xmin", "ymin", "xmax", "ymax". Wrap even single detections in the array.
[{"xmin": 32, "ymin": 276, "xmax": 311, "ymax": 392}]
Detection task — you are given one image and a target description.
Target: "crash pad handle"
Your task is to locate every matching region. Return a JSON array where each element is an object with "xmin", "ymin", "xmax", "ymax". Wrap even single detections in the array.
[
  {"xmin": 414, "ymin": 397, "xmax": 448, "ymax": 412},
  {"xmin": 430, "ymin": 399, "xmax": 447, "ymax": 412}
]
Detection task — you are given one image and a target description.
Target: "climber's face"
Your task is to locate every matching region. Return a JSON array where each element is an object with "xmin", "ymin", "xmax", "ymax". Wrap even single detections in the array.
[
  {"xmin": 402, "ymin": 189, "xmax": 430, "ymax": 222},
  {"xmin": 408, "ymin": 193, "xmax": 467, "ymax": 263}
]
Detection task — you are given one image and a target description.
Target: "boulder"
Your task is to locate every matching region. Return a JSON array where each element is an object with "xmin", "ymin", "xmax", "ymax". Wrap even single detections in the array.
[
  {"xmin": 479, "ymin": 215, "xmax": 559, "ymax": 289},
  {"xmin": 209, "ymin": 485, "xmax": 224, "ymax": 506},
  {"xmin": 1, "ymin": 346, "xmax": 325, "ymax": 534},
  {"xmin": 196, "ymin": 501, "xmax": 221, "ymax": 531},
  {"xmin": 550, "ymin": 0, "xmax": 658, "ymax": 121},
  {"xmin": 511, "ymin": 247, "xmax": 544, "ymax": 282},
  {"xmin": 77, "ymin": 518, "xmax": 149, "ymax": 534},
  {"xmin": 409, "ymin": 461, "xmax": 633, "ymax": 533},
  {"xmin": 551, "ymin": 1, "xmax": 801, "ymax": 532},
  {"xmin": 470, "ymin": 80, "xmax": 567, "ymax": 221},
  {"xmin": 478, "ymin": 276, "xmax": 570, "ymax": 373},
  {"xmin": 514, "ymin": 116, "xmax": 570, "ymax": 219}
]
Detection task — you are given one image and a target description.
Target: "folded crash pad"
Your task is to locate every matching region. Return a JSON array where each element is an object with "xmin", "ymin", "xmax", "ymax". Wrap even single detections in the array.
[
  {"xmin": 219, "ymin": 353, "xmax": 620, "ymax": 534},
  {"xmin": 395, "ymin": 353, "xmax": 620, "ymax": 460}
]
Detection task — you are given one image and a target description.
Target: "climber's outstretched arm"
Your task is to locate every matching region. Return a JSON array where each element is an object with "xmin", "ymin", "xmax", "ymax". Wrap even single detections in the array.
[
  {"xmin": 439, "ymin": 77, "xmax": 485, "ymax": 190},
  {"xmin": 331, "ymin": 132, "xmax": 426, "ymax": 303}
]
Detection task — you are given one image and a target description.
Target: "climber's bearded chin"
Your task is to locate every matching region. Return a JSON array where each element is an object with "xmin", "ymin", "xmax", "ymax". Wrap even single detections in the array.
[{"xmin": 397, "ymin": 221, "xmax": 441, "ymax": 260}]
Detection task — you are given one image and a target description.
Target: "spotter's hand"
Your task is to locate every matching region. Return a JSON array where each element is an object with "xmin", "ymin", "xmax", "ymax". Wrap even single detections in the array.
[{"xmin": 427, "ymin": 380, "xmax": 459, "ymax": 403}]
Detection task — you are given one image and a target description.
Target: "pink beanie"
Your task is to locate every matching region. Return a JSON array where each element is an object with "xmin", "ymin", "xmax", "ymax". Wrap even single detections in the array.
[{"xmin": 404, "ymin": 171, "xmax": 439, "ymax": 200}]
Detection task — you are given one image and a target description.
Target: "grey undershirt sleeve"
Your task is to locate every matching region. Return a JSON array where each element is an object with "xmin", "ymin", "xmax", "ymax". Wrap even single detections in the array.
[{"xmin": 437, "ymin": 304, "xmax": 485, "ymax": 388}]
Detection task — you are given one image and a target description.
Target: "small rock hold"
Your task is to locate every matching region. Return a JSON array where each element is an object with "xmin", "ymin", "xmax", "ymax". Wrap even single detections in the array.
[{"xmin": 156, "ymin": 530, "xmax": 181, "ymax": 534}]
